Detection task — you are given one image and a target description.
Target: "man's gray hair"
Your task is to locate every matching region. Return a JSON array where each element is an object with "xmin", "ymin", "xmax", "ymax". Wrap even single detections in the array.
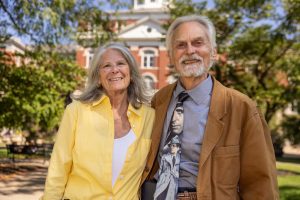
[
  {"xmin": 166, "ymin": 15, "xmax": 217, "ymax": 52},
  {"xmin": 73, "ymin": 43, "xmax": 149, "ymax": 108}
]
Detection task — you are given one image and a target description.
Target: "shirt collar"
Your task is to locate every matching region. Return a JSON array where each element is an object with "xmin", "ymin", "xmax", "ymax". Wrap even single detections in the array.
[
  {"xmin": 91, "ymin": 95, "xmax": 142, "ymax": 117},
  {"xmin": 91, "ymin": 95, "xmax": 107, "ymax": 107},
  {"xmin": 128, "ymin": 103, "xmax": 142, "ymax": 117},
  {"xmin": 174, "ymin": 74, "xmax": 213, "ymax": 105}
]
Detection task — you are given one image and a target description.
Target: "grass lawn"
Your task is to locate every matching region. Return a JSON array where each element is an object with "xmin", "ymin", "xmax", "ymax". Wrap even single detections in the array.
[
  {"xmin": 0, "ymin": 147, "xmax": 7, "ymax": 158},
  {"xmin": 0, "ymin": 147, "xmax": 27, "ymax": 159},
  {"xmin": 0, "ymin": 146, "xmax": 50, "ymax": 160},
  {"xmin": 1, "ymin": 147, "xmax": 299, "ymax": 199},
  {"xmin": 277, "ymin": 157, "xmax": 300, "ymax": 200}
]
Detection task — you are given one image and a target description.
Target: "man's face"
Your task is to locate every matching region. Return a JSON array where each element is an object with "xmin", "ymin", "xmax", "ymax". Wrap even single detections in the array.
[
  {"xmin": 170, "ymin": 21, "xmax": 215, "ymax": 78},
  {"xmin": 171, "ymin": 107, "xmax": 184, "ymax": 134},
  {"xmin": 170, "ymin": 144, "xmax": 180, "ymax": 155}
]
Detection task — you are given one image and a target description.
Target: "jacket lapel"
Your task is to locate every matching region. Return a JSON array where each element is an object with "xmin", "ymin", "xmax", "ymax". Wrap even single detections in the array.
[
  {"xmin": 198, "ymin": 77, "xmax": 227, "ymax": 170},
  {"xmin": 142, "ymin": 78, "xmax": 227, "ymax": 182},
  {"xmin": 141, "ymin": 83, "xmax": 177, "ymax": 182}
]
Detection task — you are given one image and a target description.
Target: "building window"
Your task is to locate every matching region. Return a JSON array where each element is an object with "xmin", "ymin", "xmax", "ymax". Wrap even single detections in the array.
[
  {"xmin": 143, "ymin": 75, "xmax": 155, "ymax": 90},
  {"xmin": 85, "ymin": 49, "xmax": 94, "ymax": 69},
  {"xmin": 88, "ymin": 52, "xmax": 94, "ymax": 67},
  {"xmin": 138, "ymin": 47, "xmax": 158, "ymax": 68},
  {"xmin": 143, "ymin": 50, "xmax": 155, "ymax": 68}
]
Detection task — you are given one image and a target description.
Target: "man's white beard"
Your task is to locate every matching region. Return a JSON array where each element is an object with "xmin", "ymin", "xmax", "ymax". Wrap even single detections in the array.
[
  {"xmin": 181, "ymin": 62, "xmax": 206, "ymax": 77},
  {"xmin": 178, "ymin": 54, "xmax": 211, "ymax": 77}
]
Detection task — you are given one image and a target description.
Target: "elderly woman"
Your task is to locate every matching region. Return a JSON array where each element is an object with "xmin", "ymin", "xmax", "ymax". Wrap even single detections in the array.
[{"xmin": 42, "ymin": 43, "xmax": 155, "ymax": 200}]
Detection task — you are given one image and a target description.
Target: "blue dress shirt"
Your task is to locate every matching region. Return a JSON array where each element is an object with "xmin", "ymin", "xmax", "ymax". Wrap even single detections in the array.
[{"xmin": 157, "ymin": 75, "xmax": 213, "ymax": 188}]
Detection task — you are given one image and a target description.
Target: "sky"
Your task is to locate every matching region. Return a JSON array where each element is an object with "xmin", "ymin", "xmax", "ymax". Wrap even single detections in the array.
[
  {"xmin": 5, "ymin": 0, "xmax": 214, "ymax": 45},
  {"xmin": 103, "ymin": 0, "xmax": 214, "ymax": 10},
  {"xmin": 6, "ymin": 0, "xmax": 283, "ymax": 45}
]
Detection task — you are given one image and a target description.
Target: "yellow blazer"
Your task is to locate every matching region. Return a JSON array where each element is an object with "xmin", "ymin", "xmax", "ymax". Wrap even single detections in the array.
[
  {"xmin": 42, "ymin": 95, "xmax": 155, "ymax": 200},
  {"xmin": 141, "ymin": 77, "xmax": 279, "ymax": 200}
]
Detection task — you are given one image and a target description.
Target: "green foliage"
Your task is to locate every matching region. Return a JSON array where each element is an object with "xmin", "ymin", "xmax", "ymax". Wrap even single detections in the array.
[
  {"xmin": 0, "ymin": 147, "xmax": 7, "ymax": 159},
  {"xmin": 282, "ymin": 115, "xmax": 300, "ymax": 145},
  {"xmin": 169, "ymin": 0, "xmax": 300, "ymax": 144},
  {"xmin": 0, "ymin": 0, "xmax": 127, "ymax": 141},
  {"xmin": 0, "ymin": 50, "xmax": 85, "ymax": 140},
  {"xmin": 277, "ymin": 161, "xmax": 300, "ymax": 173},
  {"xmin": 0, "ymin": 0, "xmax": 126, "ymax": 45},
  {"xmin": 278, "ymin": 175, "xmax": 300, "ymax": 200},
  {"xmin": 168, "ymin": 0, "xmax": 206, "ymax": 21},
  {"xmin": 277, "ymin": 161, "xmax": 300, "ymax": 200}
]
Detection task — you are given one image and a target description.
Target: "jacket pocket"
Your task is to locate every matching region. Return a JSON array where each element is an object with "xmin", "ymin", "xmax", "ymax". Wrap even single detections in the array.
[{"xmin": 212, "ymin": 145, "xmax": 240, "ymax": 186}]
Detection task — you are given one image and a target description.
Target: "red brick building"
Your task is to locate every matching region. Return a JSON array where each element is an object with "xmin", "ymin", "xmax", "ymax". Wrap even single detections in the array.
[
  {"xmin": 76, "ymin": 0, "xmax": 174, "ymax": 91},
  {"xmin": 0, "ymin": 37, "xmax": 26, "ymax": 66}
]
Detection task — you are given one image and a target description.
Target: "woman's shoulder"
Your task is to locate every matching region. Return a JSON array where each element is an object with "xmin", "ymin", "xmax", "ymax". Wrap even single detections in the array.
[
  {"xmin": 140, "ymin": 103, "xmax": 155, "ymax": 113},
  {"xmin": 65, "ymin": 100, "xmax": 90, "ymax": 112},
  {"xmin": 135, "ymin": 103, "xmax": 155, "ymax": 120}
]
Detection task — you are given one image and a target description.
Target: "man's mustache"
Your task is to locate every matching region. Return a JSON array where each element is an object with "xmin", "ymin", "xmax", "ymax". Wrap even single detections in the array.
[{"xmin": 179, "ymin": 54, "xmax": 203, "ymax": 64}]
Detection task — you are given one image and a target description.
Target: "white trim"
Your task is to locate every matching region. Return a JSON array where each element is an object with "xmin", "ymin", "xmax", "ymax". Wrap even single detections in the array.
[
  {"xmin": 142, "ymin": 72, "xmax": 158, "ymax": 82},
  {"xmin": 118, "ymin": 17, "xmax": 163, "ymax": 35},
  {"xmin": 142, "ymin": 73, "xmax": 157, "ymax": 90},
  {"xmin": 139, "ymin": 47, "xmax": 158, "ymax": 68},
  {"xmin": 130, "ymin": 46, "xmax": 139, "ymax": 51},
  {"xmin": 159, "ymin": 46, "xmax": 167, "ymax": 51},
  {"xmin": 117, "ymin": 17, "xmax": 166, "ymax": 40},
  {"xmin": 133, "ymin": 0, "xmax": 168, "ymax": 10},
  {"xmin": 84, "ymin": 48, "xmax": 93, "ymax": 69},
  {"xmin": 138, "ymin": 47, "xmax": 159, "ymax": 56}
]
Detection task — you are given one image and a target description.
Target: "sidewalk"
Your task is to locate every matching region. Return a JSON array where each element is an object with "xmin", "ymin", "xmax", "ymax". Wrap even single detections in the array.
[{"xmin": 0, "ymin": 159, "xmax": 49, "ymax": 200}]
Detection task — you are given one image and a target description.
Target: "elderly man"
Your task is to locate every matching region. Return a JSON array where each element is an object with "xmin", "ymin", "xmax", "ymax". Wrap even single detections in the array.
[{"xmin": 141, "ymin": 15, "xmax": 279, "ymax": 200}]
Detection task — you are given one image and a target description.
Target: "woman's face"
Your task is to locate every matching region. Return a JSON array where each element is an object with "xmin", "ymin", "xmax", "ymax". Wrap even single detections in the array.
[{"xmin": 99, "ymin": 49, "xmax": 131, "ymax": 96}]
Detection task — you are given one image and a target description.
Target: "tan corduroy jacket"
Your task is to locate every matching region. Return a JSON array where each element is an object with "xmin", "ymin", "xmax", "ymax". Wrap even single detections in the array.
[{"xmin": 141, "ymin": 77, "xmax": 279, "ymax": 200}]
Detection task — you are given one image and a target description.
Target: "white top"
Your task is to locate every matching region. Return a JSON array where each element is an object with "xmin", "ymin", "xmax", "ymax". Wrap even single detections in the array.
[{"xmin": 112, "ymin": 129, "xmax": 136, "ymax": 186}]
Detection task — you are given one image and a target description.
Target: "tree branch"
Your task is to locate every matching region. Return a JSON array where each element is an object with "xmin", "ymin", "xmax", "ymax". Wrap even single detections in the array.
[
  {"xmin": 0, "ymin": 0, "xmax": 25, "ymax": 33},
  {"xmin": 259, "ymin": 41, "xmax": 293, "ymax": 82}
]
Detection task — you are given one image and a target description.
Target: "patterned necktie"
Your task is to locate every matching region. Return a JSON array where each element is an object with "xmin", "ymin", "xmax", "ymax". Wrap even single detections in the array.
[{"xmin": 154, "ymin": 91, "xmax": 189, "ymax": 200}]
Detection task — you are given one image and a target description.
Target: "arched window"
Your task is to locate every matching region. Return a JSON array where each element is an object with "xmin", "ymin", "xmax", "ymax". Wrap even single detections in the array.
[
  {"xmin": 139, "ymin": 47, "xmax": 158, "ymax": 69},
  {"xmin": 88, "ymin": 52, "xmax": 94, "ymax": 67},
  {"xmin": 85, "ymin": 48, "xmax": 94, "ymax": 69},
  {"xmin": 143, "ymin": 75, "xmax": 155, "ymax": 90},
  {"xmin": 143, "ymin": 50, "xmax": 155, "ymax": 68}
]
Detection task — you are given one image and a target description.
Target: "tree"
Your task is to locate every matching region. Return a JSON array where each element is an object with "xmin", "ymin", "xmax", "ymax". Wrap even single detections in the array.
[
  {"xmin": 168, "ymin": 0, "xmax": 300, "ymax": 143},
  {"xmin": 282, "ymin": 114, "xmax": 300, "ymax": 145},
  {"xmin": 0, "ymin": 50, "xmax": 85, "ymax": 140},
  {"xmin": 0, "ymin": 0, "xmax": 127, "ymax": 141}
]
